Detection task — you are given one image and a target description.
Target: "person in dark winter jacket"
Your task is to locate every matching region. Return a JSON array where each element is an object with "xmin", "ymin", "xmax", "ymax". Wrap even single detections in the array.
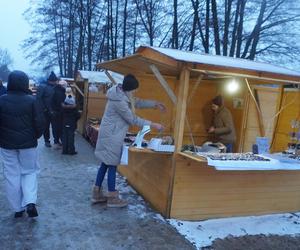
[
  {"xmin": 0, "ymin": 79, "xmax": 7, "ymax": 96},
  {"xmin": 208, "ymin": 95, "xmax": 236, "ymax": 152},
  {"xmin": 61, "ymin": 95, "xmax": 81, "ymax": 155},
  {"xmin": 0, "ymin": 70, "xmax": 45, "ymax": 218},
  {"xmin": 36, "ymin": 71, "xmax": 58, "ymax": 147},
  {"xmin": 51, "ymin": 80, "xmax": 67, "ymax": 149}
]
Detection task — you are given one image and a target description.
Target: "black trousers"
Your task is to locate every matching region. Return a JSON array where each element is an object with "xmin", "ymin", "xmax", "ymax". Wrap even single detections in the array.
[
  {"xmin": 62, "ymin": 127, "xmax": 75, "ymax": 153},
  {"xmin": 51, "ymin": 113, "xmax": 63, "ymax": 144},
  {"xmin": 43, "ymin": 113, "xmax": 51, "ymax": 143}
]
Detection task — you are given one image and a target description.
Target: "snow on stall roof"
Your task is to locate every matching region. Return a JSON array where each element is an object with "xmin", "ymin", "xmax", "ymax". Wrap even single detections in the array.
[
  {"xmin": 146, "ymin": 46, "xmax": 300, "ymax": 77},
  {"xmin": 78, "ymin": 70, "xmax": 124, "ymax": 84},
  {"xmin": 61, "ymin": 77, "xmax": 74, "ymax": 82}
]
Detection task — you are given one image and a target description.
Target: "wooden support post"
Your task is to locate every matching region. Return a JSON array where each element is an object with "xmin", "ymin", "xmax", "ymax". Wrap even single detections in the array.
[
  {"xmin": 104, "ymin": 70, "xmax": 118, "ymax": 85},
  {"xmin": 149, "ymin": 64, "xmax": 177, "ymax": 105},
  {"xmin": 238, "ymin": 91, "xmax": 250, "ymax": 152},
  {"xmin": 80, "ymin": 79, "xmax": 89, "ymax": 135},
  {"xmin": 270, "ymin": 85, "xmax": 284, "ymax": 152},
  {"xmin": 167, "ymin": 67, "xmax": 190, "ymax": 218},
  {"xmin": 174, "ymin": 67, "xmax": 190, "ymax": 152}
]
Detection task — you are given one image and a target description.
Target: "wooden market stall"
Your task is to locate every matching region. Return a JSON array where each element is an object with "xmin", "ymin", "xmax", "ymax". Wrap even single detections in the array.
[{"xmin": 96, "ymin": 46, "xmax": 300, "ymax": 220}]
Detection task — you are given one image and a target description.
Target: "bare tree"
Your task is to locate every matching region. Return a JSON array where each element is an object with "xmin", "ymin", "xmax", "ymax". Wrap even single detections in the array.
[
  {"xmin": 22, "ymin": 0, "xmax": 300, "ymax": 75},
  {"xmin": 0, "ymin": 48, "xmax": 12, "ymax": 81}
]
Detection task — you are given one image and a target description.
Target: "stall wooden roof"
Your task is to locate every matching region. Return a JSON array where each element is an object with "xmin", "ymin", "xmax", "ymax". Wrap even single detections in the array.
[{"xmin": 96, "ymin": 46, "xmax": 300, "ymax": 84}]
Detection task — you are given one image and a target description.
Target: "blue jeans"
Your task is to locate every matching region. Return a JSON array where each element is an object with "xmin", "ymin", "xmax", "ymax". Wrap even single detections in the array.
[
  {"xmin": 225, "ymin": 143, "xmax": 233, "ymax": 153},
  {"xmin": 95, "ymin": 162, "xmax": 116, "ymax": 192}
]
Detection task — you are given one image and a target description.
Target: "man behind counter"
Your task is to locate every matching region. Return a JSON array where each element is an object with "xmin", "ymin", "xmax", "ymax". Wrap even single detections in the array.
[{"xmin": 208, "ymin": 95, "xmax": 236, "ymax": 153}]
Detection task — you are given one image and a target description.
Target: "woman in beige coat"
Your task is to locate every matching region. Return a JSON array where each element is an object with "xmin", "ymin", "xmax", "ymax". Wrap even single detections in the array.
[{"xmin": 92, "ymin": 74, "xmax": 165, "ymax": 207}]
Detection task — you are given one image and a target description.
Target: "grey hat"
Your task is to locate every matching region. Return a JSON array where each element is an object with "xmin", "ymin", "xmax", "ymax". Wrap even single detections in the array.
[{"xmin": 64, "ymin": 95, "xmax": 75, "ymax": 105}]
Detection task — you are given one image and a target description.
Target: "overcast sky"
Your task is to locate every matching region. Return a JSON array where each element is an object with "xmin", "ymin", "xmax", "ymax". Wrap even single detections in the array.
[{"xmin": 0, "ymin": 0, "xmax": 32, "ymax": 74}]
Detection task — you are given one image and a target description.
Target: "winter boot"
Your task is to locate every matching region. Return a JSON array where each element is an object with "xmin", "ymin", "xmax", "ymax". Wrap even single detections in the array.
[
  {"xmin": 26, "ymin": 203, "xmax": 38, "ymax": 218},
  {"xmin": 91, "ymin": 186, "xmax": 107, "ymax": 204},
  {"xmin": 107, "ymin": 191, "xmax": 128, "ymax": 208}
]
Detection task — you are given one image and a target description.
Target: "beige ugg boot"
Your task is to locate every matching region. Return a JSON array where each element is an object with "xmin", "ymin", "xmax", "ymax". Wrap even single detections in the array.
[
  {"xmin": 91, "ymin": 186, "xmax": 107, "ymax": 204},
  {"xmin": 107, "ymin": 191, "xmax": 128, "ymax": 208}
]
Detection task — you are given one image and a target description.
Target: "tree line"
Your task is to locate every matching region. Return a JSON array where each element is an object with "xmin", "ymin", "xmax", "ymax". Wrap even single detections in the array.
[
  {"xmin": 23, "ymin": 0, "xmax": 300, "ymax": 78},
  {"xmin": 0, "ymin": 48, "xmax": 13, "ymax": 81}
]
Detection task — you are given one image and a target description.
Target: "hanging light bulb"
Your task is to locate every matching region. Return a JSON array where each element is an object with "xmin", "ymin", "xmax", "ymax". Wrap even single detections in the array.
[{"xmin": 226, "ymin": 79, "xmax": 239, "ymax": 93}]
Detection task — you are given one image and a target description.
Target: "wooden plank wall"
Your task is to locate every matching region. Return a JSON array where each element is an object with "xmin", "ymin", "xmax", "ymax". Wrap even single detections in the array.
[
  {"xmin": 272, "ymin": 89, "xmax": 300, "ymax": 152},
  {"xmin": 134, "ymin": 75, "xmax": 247, "ymax": 150},
  {"xmin": 86, "ymin": 92, "xmax": 107, "ymax": 119},
  {"xmin": 133, "ymin": 74, "xmax": 176, "ymax": 136},
  {"xmin": 118, "ymin": 149, "xmax": 173, "ymax": 216},
  {"xmin": 242, "ymin": 86, "xmax": 279, "ymax": 152},
  {"xmin": 74, "ymin": 81, "xmax": 86, "ymax": 134},
  {"xmin": 170, "ymin": 154, "xmax": 300, "ymax": 220}
]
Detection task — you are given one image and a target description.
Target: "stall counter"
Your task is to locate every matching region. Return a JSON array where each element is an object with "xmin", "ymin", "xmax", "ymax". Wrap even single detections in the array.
[{"xmin": 118, "ymin": 148, "xmax": 300, "ymax": 220}]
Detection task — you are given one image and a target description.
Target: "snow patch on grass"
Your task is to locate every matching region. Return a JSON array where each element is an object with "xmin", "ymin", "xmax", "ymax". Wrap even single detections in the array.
[{"xmin": 168, "ymin": 212, "xmax": 300, "ymax": 249}]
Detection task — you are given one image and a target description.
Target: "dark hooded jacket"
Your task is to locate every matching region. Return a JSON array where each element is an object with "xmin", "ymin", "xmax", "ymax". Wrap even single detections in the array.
[
  {"xmin": 62, "ymin": 106, "xmax": 81, "ymax": 130},
  {"xmin": 0, "ymin": 71, "xmax": 46, "ymax": 149},
  {"xmin": 0, "ymin": 84, "xmax": 7, "ymax": 96},
  {"xmin": 52, "ymin": 84, "xmax": 66, "ymax": 113},
  {"xmin": 36, "ymin": 82, "xmax": 55, "ymax": 114}
]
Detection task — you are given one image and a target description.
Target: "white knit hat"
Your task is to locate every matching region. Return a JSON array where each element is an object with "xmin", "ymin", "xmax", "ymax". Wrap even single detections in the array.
[
  {"xmin": 59, "ymin": 80, "xmax": 68, "ymax": 89},
  {"xmin": 64, "ymin": 95, "xmax": 75, "ymax": 105}
]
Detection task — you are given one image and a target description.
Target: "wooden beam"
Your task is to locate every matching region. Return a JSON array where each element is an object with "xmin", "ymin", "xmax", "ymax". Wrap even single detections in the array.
[
  {"xmin": 104, "ymin": 70, "xmax": 117, "ymax": 85},
  {"xmin": 190, "ymin": 68, "xmax": 300, "ymax": 85},
  {"xmin": 270, "ymin": 85, "xmax": 285, "ymax": 152},
  {"xmin": 238, "ymin": 91, "xmax": 250, "ymax": 152},
  {"xmin": 82, "ymin": 79, "xmax": 89, "ymax": 134},
  {"xmin": 245, "ymin": 79, "xmax": 265, "ymax": 137},
  {"xmin": 73, "ymin": 82, "xmax": 84, "ymax": 97},
  {"xmin": 149, "ymin": 64, "xmax": 177, "ymax": 105},
  {"xmin": 177, "ymin": 152, "xmax": 207, "ymax": 163},
  {"xmin": 173, "ymin": 67, "xmax": 190, "ymax": 152}
]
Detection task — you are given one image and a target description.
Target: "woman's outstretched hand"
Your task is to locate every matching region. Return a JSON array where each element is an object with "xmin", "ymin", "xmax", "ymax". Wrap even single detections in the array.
[
  {"xmin": 155, "ymin": 102, "xmax": 166, "ymax": 113},
  {"xmin": 151, "ymin": 122, "xmax": 165, "ymax": 131}
]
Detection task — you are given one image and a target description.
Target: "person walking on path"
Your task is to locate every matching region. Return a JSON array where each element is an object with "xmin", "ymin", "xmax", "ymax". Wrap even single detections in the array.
[
  {"xmin": 36, "ymin": 71, "xmax": 58, "ymax": 147},
  {"xmin": 61, "ymin": 95, "xmax": 81, "ymax": 155},
  {"xmin": 51, "ymin": 80, "xmax": 67, "ymax": 149},
  {"xmin": 92, "ymin": 74, "xmax": 165, "ymax": 208},
  {"xmin": 208, "ymin": 95, "xmax": 236, "ymax": 152},
  {"xmin": 0, "ymin": 70, "xmax": 45, "ymax": 218},
  {"xmin": 0, "ymin": 79, "xmax": 7, "ymax": 96}
]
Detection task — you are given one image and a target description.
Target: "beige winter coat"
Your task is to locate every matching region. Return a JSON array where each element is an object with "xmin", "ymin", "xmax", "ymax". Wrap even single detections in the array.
[
  {"xmin": 212, "ymin": 106, "xmax": 236, "ymax": 144},
  {"xmin": 95, "ymin": 85, "xmax": 156, "ymax": 165}
]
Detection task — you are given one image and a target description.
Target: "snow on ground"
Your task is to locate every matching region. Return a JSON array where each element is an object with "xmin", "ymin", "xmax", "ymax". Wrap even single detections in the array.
[
  {"xmin": 116, "ymin": 172, "xmax": 300, "ymax": 249},
  {"xmin": 168, "ymin": 213, "xmax": 300, "ymax": 249}
]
